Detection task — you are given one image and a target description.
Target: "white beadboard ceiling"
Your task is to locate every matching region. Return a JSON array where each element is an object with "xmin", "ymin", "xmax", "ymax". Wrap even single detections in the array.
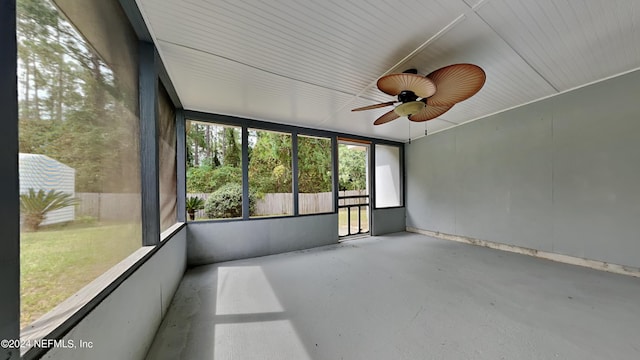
[{"xmin": 136, "ymin": 0, "xmax": 640, "ymax": 141}]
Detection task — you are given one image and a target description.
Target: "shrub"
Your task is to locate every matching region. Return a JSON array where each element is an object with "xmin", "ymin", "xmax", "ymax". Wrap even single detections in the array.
[
  {"xmin": 186, "ymin": 196, "xmax": 205, "ymax": 221},
  {"xmin": 20, "ymin": 188, "xmax": 78, "ymax": 232},
  {"xmin": 210, "ymin": 165, "xmax": 242, "ymax": 190},
  {"xmin": 187, "ymin": 165, "xmax": 242, "ymax": 193},
  {"xmin": 204, "ymin": 183, "xmax": 255, "ymax": 219}
]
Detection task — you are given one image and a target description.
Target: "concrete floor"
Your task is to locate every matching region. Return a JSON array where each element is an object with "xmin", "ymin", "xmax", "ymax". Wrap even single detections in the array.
[{"xmin": 145, "ymin": 232, "xmax": 640, "ymax": 360}]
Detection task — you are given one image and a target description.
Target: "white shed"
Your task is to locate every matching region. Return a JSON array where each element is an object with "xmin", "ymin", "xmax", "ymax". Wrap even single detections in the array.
[{"xmin": 19, "ymin": 153, "xmax": 76, "ymax": 226}]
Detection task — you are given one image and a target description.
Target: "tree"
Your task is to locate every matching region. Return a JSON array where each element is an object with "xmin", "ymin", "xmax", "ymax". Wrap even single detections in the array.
[
  {"xmin": 17, "ymin": 0, "xmax": 140, "ymax": 193},
  {"xmin": 188, "ymin": 123, "xmax": 205, "ymax": 167},
  {"xmin": 338, "ymin": 144, "xmax": 367, "ymax": 191},
  {"xmin": 20, "ymin": 188, "xmax": 78, "ymax": 232},
  {"xmin": 17, "ymin": 0, "xmax": 89, "ymax": 123},
  {"xmin": 297, "ymin": 136, "xmax": 332, "ymax": 193},
  {"xmin": 248, "ymin": 131, "xmax": 292, "ymax": 194},
  {"xmin": 186, "ymin": 123, "xmax": 241, "ymax": 170},
  {"xmin": 223, "ymin": 127, "xmax": 241, "ymax": 168}
]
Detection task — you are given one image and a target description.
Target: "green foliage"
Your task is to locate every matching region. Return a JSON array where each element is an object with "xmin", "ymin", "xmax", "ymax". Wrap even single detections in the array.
[
  {"xmin": 186, "ymin": 196, "xmax": 205, "ymax": 211},
  {"xmin": 185, "ymin": 196, "xmax": 205, "ymax": 220},
  {"xmin": 185, "ymin": 126, "xmax": 367, "ymax": 197},
  {"xmin": 186, "ymin": 126, "xmax": 335, "ymax": 197},
  {"xmin": 186, "ymin": 123, "xmax": 203, "ymax": 167},
  {"xmin": 223, "ymin": 127, "xmax": 241, "ymax": 168},
  {"xmin": 186, "ymin": 165, "xmax": 214, "ymax": 193},
  {"xmin": 248, "ymin": 131, "xmax": 292, "ymax": 193},
  {"xmin": 298, "ymin": 136, "xmax": 332, "ymax": 193},
  {"xmin": 17, "ymin": 0, "xmax": 140, "ymax": 193},
  {"xmin": 20, "ymin": 188, "xmax": 78, "ymax": 232},
  {"xmin": 187, "ymin": 165, "xmax": 242, "ymax": 193},
  {"xmin": 204, "ymin": 183, "xmax": 255, "ymax": 219},
  {"xmin": 211, "ymin": 165, "xmax": 242, "ymax": 190},
  {"xmin": 187, "ymin": 123, "xmax": 241, "ymax": 169},
  {"xmin": 338, "ymin": 144, "xmax": 367, "ymax": 191}
]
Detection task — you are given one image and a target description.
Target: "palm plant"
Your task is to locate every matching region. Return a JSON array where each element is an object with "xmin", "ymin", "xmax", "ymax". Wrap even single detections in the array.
[
  {"xmin": 186, "ymin": 196, "xmax": 205, "ymax": 221},
  {"xmin": 20, "ymin": 188, "xmax": 78, "ymax": 232}
]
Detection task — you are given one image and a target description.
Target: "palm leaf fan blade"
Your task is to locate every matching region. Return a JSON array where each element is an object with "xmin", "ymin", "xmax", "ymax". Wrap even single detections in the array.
[
  {"xmin": 373, "ymin": 110, "xmax": 400, "ymax": 125},
  {"xmin": 426, "ymin": 64, "xmax": 486, "ymax": 106},
  {"xmin": 409, "ymin": 104, "xmax": 454, "ymax": 122},
  {"xmin": 351, "ymin": 101, "xmax": 396, "ymax": 111}
]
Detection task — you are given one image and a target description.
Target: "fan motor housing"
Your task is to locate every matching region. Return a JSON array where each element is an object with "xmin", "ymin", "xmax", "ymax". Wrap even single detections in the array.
[{"xmin": 398, "ymin": 90, "xmax": 418, "ymax": 103}]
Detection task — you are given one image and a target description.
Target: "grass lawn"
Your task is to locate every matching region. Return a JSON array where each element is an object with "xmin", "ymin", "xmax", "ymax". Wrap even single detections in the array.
[
  {"xmin": 20, "ymin": 223, "xmax": 141, "ymax": 329},
  {"xmin": 338, "ymin": 207, "xmax": 369, "ymax": 236}
]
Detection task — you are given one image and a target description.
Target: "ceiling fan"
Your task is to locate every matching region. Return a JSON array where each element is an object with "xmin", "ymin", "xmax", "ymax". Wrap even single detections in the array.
[{"xmin": 352, "ymin": 64, "xmax": 486, "ymax": 125}]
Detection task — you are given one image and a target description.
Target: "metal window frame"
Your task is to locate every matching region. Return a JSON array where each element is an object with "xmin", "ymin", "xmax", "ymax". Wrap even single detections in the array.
[
  {"xmin": 332, "ymin": 136, "xmax": 339, "ymax": 213},
  {"xmin": 372, "ymin": 142, "xmax": 405, "ymax": 210},
  {"xmin": 292, "ymin": 130, "xmax": 299, "ymax": 216},
  {"xmin": 121, "ymin": 0, "xmax": 183, "ymax": 228},
  {"xmin": 176, "ymin": 109, "xmax": 187, "ymax": 222},
  {"xmin": 244, "ymin": 127, "xmax": 295, "ymax": 218},
  {"xmin": 6, "ymin": 2, "xmax": 186, "ymax": 359},
  {"xmin": 242, "ymin": 125, "xmax": 250, "ymax": 219},
  {"xmin": 184, "ymin": 110, "xmax": 403, "ymax": 222},
  {"xmin": 0, "ymin": 1, "xmax": 21, "ymax": 359},
  {"xmin": 296, "ymin": 133, "xmax": 334, "ymax": 215},
  {"xmin": 336, "ymin": 138, "xmax": 373, "ymax": 237},
  {"xmin": 184, "ymin": 111, "xmax": 402, "ymax": 146},
  {"xmin": 139, "ymin": 41, "xmax": 161, "ymax": 246}
]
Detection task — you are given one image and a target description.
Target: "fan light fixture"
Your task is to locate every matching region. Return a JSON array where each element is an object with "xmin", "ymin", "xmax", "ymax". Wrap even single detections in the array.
[{"xmin": 394, "ymin": 101, "xmax": 425, "ymax": 117}]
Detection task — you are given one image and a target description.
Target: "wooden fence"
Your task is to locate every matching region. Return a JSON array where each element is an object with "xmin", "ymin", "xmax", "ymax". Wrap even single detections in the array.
[
  {"xmin": 76, "ymin": 193, "xmax": 141, "ymax": 222},
  {"xmin": 187, "ymin": 190, "xmax": 366, "ymax": 219},
  {"xmin": 77, "ymin": 190, "xmax": 367, "ymax": 221}
]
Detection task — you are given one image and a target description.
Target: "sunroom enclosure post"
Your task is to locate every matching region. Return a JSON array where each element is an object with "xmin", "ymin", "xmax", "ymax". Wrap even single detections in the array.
[
  {"xmin": 0, "ymin": 0, "xmax": 20, "ymax": 359},
  {"xmin": 139, "ymin": 41, "xmax": 160, "ymax": 246},
  {"xmin": 176, "ymin": 109, "xmax": 187, "ymax": 222}
]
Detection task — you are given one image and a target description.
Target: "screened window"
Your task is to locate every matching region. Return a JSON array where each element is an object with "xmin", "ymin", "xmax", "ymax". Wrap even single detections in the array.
[
  {"xmin": 186, "ymin": 121, "xmax": 242, "ymax": 220},
  {"xmin": 375, "ymin": 144, "xmax": 402, "ymax": 208},
  {"xmin": 249, "ymin": 129, "xmax": 293, "ymax": 217},
  {"xmin": 17, "ymin": 0, "xmax": 141, "ymax": 328},
  {"xmin": 298, "ymin": 135, "xmax": 333, "ymax": 214}
]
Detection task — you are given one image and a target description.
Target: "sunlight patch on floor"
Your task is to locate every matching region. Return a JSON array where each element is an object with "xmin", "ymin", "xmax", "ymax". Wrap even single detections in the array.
[
  {"xmin": 214, "ymin": 265, "xmax": 311, "ymax": 359},
  {"xmin": 216, "ymin": 266, "xmax": 284, "ymax": 315},
  {"xmin": 215, "ymin": 320, "xmax": 311, "ymax": 360}
]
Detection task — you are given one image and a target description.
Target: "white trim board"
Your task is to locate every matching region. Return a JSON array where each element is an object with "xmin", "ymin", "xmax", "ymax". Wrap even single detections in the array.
[{"xmin": 406, "ymin": 227, "xmax": 640, "ymax": 278}]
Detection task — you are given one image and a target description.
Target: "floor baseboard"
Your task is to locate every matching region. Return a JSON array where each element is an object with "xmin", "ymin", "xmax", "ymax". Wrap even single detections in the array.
[{"xmin": 406, "ymin": 227, "xmax": 640, "ymax": 278}]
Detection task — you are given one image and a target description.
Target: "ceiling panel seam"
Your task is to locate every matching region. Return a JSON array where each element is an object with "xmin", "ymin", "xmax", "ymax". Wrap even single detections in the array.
[
  {"xmin": 472, "ymin": 6, "xmax": 560, "ymax": 92},
  {"xmin": 164, "ymin": 0, "xmax": 415, "ymax": 89},
  {"xmin": 158, "ymin": 39, "xmax": 384, "ymax": 102},
  {"xmin": 427, "ymin": 64, "xmax": 640, "ymax": 138}
]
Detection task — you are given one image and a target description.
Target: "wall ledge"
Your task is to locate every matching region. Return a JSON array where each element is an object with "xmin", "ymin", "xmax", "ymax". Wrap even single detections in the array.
[{"xmin": 406, "ymin": 227, "xmax": 640, "ymax": 278}]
